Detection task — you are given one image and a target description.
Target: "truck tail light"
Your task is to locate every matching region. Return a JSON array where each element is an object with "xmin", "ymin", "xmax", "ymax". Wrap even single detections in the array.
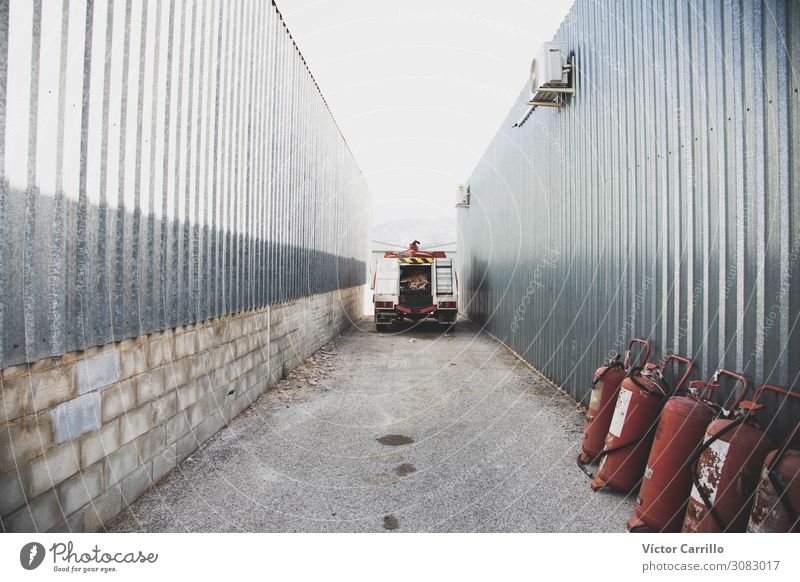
[
  {"xmin": 375, "ymin": 301, "xmax": 393, "ymax": 309},
  {"xmin": 439, "ymin": 301, "xmax": 457, "ymax": 309}
]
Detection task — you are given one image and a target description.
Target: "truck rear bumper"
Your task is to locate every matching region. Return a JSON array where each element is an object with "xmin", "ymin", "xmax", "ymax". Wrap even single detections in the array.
[
  {"xmin": 375, "ymin": 310, "xmax": 395, "ymax": 324},
  {"xmin": 437, "ymin": 310, "xmax": 457, "ymax": 324}
]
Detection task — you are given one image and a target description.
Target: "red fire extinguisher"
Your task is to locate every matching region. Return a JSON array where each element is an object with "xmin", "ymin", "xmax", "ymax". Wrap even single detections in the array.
[
  {"xmin": 746, "ymin": 386, "xmax": 800, "ymax": 533},
  {"xmin": 591, "ymin": 354, "xmax": 693, "ymax": 493},
  {"xmin": 682, "ymin": 384, "xmax": 778, "ymax": 533},
  {"xmin": 578, "ymin": 338, "xmax": 651, "ymax": 467},
  {"xmin": 626, "ymin": 369, "xmax": 749, "ymax": 532}
]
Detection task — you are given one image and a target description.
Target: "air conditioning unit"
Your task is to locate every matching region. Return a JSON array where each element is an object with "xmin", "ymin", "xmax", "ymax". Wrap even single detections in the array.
[
  {"xmin": 513, "ymin": 42, "xmax": 575, "ymax": 128},
  {"xmin": 530, "ymin": 42, "xmax": 569, "ymax": 102},
  {"xmin": 455, "ymin": 184, "xmax": 470, "ymax": 208}
]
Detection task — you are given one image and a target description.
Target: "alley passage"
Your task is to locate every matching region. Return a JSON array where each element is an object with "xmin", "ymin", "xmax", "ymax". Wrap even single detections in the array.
[{"xmin": 110, "ymin": 320, "xmax": 632, "ymax": 532}]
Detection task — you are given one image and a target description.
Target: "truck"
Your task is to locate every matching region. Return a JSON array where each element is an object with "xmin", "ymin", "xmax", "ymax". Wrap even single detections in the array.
[{"xmin": 372, "ymin": 241, "xmax": 458, "ymax": 332}]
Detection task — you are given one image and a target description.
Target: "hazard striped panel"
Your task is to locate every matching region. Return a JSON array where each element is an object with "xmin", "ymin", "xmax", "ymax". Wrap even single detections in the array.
[{"xmin": 398, "ymin": 257, "xmax": 434, "ymax": 264}]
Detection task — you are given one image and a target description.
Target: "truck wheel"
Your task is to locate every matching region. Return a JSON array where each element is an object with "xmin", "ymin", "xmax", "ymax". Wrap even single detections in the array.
[{"xmin": 376, "ymin": 323, "xmax": 391, "ymax": 333}]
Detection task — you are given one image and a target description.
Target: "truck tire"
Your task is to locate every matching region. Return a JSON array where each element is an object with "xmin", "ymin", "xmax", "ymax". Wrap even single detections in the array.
[{"xmin": 376, "ymin": 323, "xmax": 391, "ymax": 333}]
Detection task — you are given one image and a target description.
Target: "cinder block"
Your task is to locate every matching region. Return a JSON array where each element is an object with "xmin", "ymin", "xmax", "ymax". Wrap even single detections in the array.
[
  {"xmin": 0, "ymin": 414, "xmax": 53, "ymax": 471},
  {"xmin": 83, "ymin": 486, "xmax": 122, "ymax": 532},
  {"xmin": 148, "ymin": 444, "xmax": 177, "ymax": 484},
  {"xmin": 120, "ymin": 464, "xmax": 152, "ymax": 505},
  {"xmin": 197, "ymin": 328, "xmax": 216, "ymax": 353},
  {"xmin": 50, "ymin": 509, "xmax": 85, "ymax": 533},
  {"xmin": 120, "ymin": 403, "xmax": 154, "ymax": 444},
  {"xmin": 1, "ymin": 377, "xmax": 26, "ymax": 424},
  {"xmin": 149, "ymin": 336, "xmax": 174, "ymax": 368},
  {"xmin": 135, "ymin": 426, "xmax": 166, "ymax": 463},
  {"xmin": 196, "ymin": 413, "xmax": 225, "ymax": 445},
  {"xmin": 80, "ymin": 419, "xmax": 120, "ymax": 468},
  {"xmin": 226, "ymin": 319, "xmax": 242, "ymax": 339},
  {"xmin": 119, "ymin": 342, "xmax": 147, "ymax": 380},
  {"xmin": 176, "ymin": 432, "xmax": 199, "ymax": 464},
  {"xmin": 163, "ymin": 359, "xmax": 189, "ymax": 391},
  {"xmin": 21, "ymin": 366, "xmax": 74, "ymax": 414},
  {"xmin": 54, "ymin": 461, "xmax": 103, "ymax": 516},
  {"xmin": 188, "ymin": 396, "xmax": 218, "ymax": 428},
  {"xmin": 176, "ymin": 382, "xmax": 201, "ymax": 412},
  {"xmin": 50, "ymin": 392, "xmax": 101, "ymax": 443},
  {"xmin": 188, "ymin": 354, "xmax": 209, "ymax": 381},
  {"xmin": 27, "ymin": 441, "xmax": 81, "ymax": 498},
  {"xmin": 74, "ymin": 351, "xmax": 121, "ymax": 394},
  {"xmin": 236, "ymin": 353, "xmax": 253, "ymax": 376},
  {"xmin": 152, "ymin": 392, "xmax": 178, "ymax": 425},
  {"xmin": 175, "ymin": 331, "xmax": 197, "ymax": 360},
  {"xmin": 0, "ymin": 489, "xmax": 61, "ymax": 533},
  {"xmin": 235, "ymin": 337, "xmax": 249, "ymax": 358},
  {"xmin": 101, "ymin": 380, "xmax": 136, "ymax": 422},
  {"xmin": 0, "ymin": 467, "xmax": 29, "ymax": 517},
  {"xmin": 165, "ymin": 412, "xmax": 190, "ymax": 445},
  {"xmin": 105, "ymin": 441, "xmax": 139, "ymax": 485},
  {"xmin": 135, "ymin": 367, "xmax": 167, "ymax": 404}
]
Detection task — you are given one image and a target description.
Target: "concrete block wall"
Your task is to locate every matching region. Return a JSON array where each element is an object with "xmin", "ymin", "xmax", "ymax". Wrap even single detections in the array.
[{"xmin": 0, "ymin": 286, "xmax": 364, "ymax": 532}]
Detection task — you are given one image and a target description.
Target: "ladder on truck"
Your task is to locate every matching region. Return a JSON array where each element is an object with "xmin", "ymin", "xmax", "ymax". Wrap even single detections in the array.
[{"xmin": 435, "ymin": 259, "xmax": 453, "ymax": 295}]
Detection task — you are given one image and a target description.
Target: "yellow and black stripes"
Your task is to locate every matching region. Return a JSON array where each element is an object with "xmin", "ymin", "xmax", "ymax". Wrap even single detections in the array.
[{"xmin": 398, "ymin": 257, "xmax": 434, "ymax": 264}]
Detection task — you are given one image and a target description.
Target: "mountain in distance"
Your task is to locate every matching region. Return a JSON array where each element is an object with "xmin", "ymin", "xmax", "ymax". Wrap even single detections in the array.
[{"xmin": 372, "ymin": 217, "xmax": 457, "ymax": 251}]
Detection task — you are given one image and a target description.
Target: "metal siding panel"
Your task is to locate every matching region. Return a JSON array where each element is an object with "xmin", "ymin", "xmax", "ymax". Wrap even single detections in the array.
[
  {"xmin": 457, "ymin": 0, "xmax": 798, "ymax": 435},
  {"xmin": 0, "ymin": 0, "xmax": 369, "ymax": 368}
]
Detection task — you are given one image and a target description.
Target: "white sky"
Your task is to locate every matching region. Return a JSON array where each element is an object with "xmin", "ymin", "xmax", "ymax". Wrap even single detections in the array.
[{"xmin": 276, "ymin": 0, "xmax": 575, "ymax": 229}]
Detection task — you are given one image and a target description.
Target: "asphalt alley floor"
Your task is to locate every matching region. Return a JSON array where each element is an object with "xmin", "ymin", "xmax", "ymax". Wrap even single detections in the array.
[{"xmin": 109, "ymin": 318, "xmax": 634, "ymax": 532}]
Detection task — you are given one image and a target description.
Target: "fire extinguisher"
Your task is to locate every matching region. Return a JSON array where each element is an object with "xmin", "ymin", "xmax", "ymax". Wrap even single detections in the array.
[
  {"xmin": 746, "ymin": 386, "xmax": 800, "ymax": 533},
  {"xmin": 682, "ymin": 384, "xmax": 777, "ymax": 533},
  {"xmin": 626, "ymin": 369, "xmax": 749, "ymax": 532},
  {"xmin": 591, "ymin": 354, "xmax": 693, "ymax": 493},
  {"xmin": 578, "ymin": 338, "xmax": 652, "ymax": 468}
]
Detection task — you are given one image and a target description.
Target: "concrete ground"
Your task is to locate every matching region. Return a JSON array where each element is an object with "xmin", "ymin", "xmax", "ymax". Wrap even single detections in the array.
[{"xmin": 109, "ymin": 318, "xmax": 634, "ymax": 532}]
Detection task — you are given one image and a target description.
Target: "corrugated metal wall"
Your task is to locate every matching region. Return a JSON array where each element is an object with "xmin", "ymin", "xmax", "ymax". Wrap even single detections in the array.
[
  {"xmin": 458, "ymin": 0, "xmax": 800, "ymax": 436},
  {"xmin": 0, "ymin": 0, "xmax": 369, "ymax": 368}
]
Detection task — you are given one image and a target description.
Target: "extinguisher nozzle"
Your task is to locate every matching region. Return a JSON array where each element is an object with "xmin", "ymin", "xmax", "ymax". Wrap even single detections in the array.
[
  {"xmin": 626, "ymin": 515, "xmax": 650, "ymax": 532},
  {"xmin": 590, "ymin": 477, "xmax": 607, "ymax": 492}
]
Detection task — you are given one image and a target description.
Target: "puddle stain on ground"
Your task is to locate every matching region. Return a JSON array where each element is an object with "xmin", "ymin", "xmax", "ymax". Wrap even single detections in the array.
[
  {"xmin": 383, "ymin": 514, "xmax": 400, "ymax": 530},
  {"xmin": 377, "ymin": 434, "xmax": 414, "ymax": 446},
  {"xmin": 395, "ymin": 463, "xmax": 417, "ymax": 476}
]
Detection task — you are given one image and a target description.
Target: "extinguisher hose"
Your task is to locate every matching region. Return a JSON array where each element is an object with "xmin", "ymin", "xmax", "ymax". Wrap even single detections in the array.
[
  {"xmin": 765, "ymin": 440, "xmax": 800, "ymax": 531},
  {"xmin": 591, "ymin": 360, "xmax": 624, "ymax": 388},
  {"xmin": 577, "ymin": 361, "xmax": 625, "ymax": 478},
  {"xmin": 577, "ymin": 370, "xmax": 670, "ymax": 480},
  {"xmin": 688, "ymin": 415, "xmax": 748, "ymax": 532},
  {"xmin": 576, "ymin": 399, "xmax": 668, "ymax": 479},
  {"xmin": 576, "ymin": 433, "xmax": 650, "ymax": 479},
  {"xmin": 628, "ymin": 366, "xmax": 672, "ymax": 397}
]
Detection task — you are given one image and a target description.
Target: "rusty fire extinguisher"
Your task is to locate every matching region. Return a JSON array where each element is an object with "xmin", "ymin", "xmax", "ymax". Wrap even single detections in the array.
[
  {"xmin": 578, "ymin": 338, "xmax": 652, "ymax": 467},
  {"xmin": 626, "ymin": 369, "xmax": 749, "ymax": 532},
  {"xmin": 746, "ymin": 386, "xmax": 800, "ymax": 533},
  {"xmin": 682, "ymin": 384, "xmax": 778, "ymax": 533},
  {"xmin": 590, "ymin": 354, "xmax": 693, "ymax": 493}
]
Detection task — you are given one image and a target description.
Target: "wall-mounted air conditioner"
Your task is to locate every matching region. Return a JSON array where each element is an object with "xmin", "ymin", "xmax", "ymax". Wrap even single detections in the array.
[
  {"xmin": 530, "ymin": 42, "xmax": 569, "ymax": 101},
  {"xmin": 455, "ymin": 184, "xmax": 470, "ymax": 208},
  {"xmin": 514, "ymin": 42, "xmax": 576, "ymax": 128}
]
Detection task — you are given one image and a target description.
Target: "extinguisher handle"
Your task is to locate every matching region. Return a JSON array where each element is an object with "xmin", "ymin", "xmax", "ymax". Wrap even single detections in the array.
[
  {"xmin": 688, "ymin": 380, "xmax": 720, "ymax": 400},
  {"xmin": 742, "ymin": 385, "xmax": 800, "ymax": 411},
  {"xmin": 712, "ymin": 369, "xmax": 750, "ymax": 410},
  {"xmin": 624, "ymin": 338, "xmax": 651, "ymax": 369},
  {"xmin": 661, "ymin": 354, "xmax": 693, "ymax": 392}
]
